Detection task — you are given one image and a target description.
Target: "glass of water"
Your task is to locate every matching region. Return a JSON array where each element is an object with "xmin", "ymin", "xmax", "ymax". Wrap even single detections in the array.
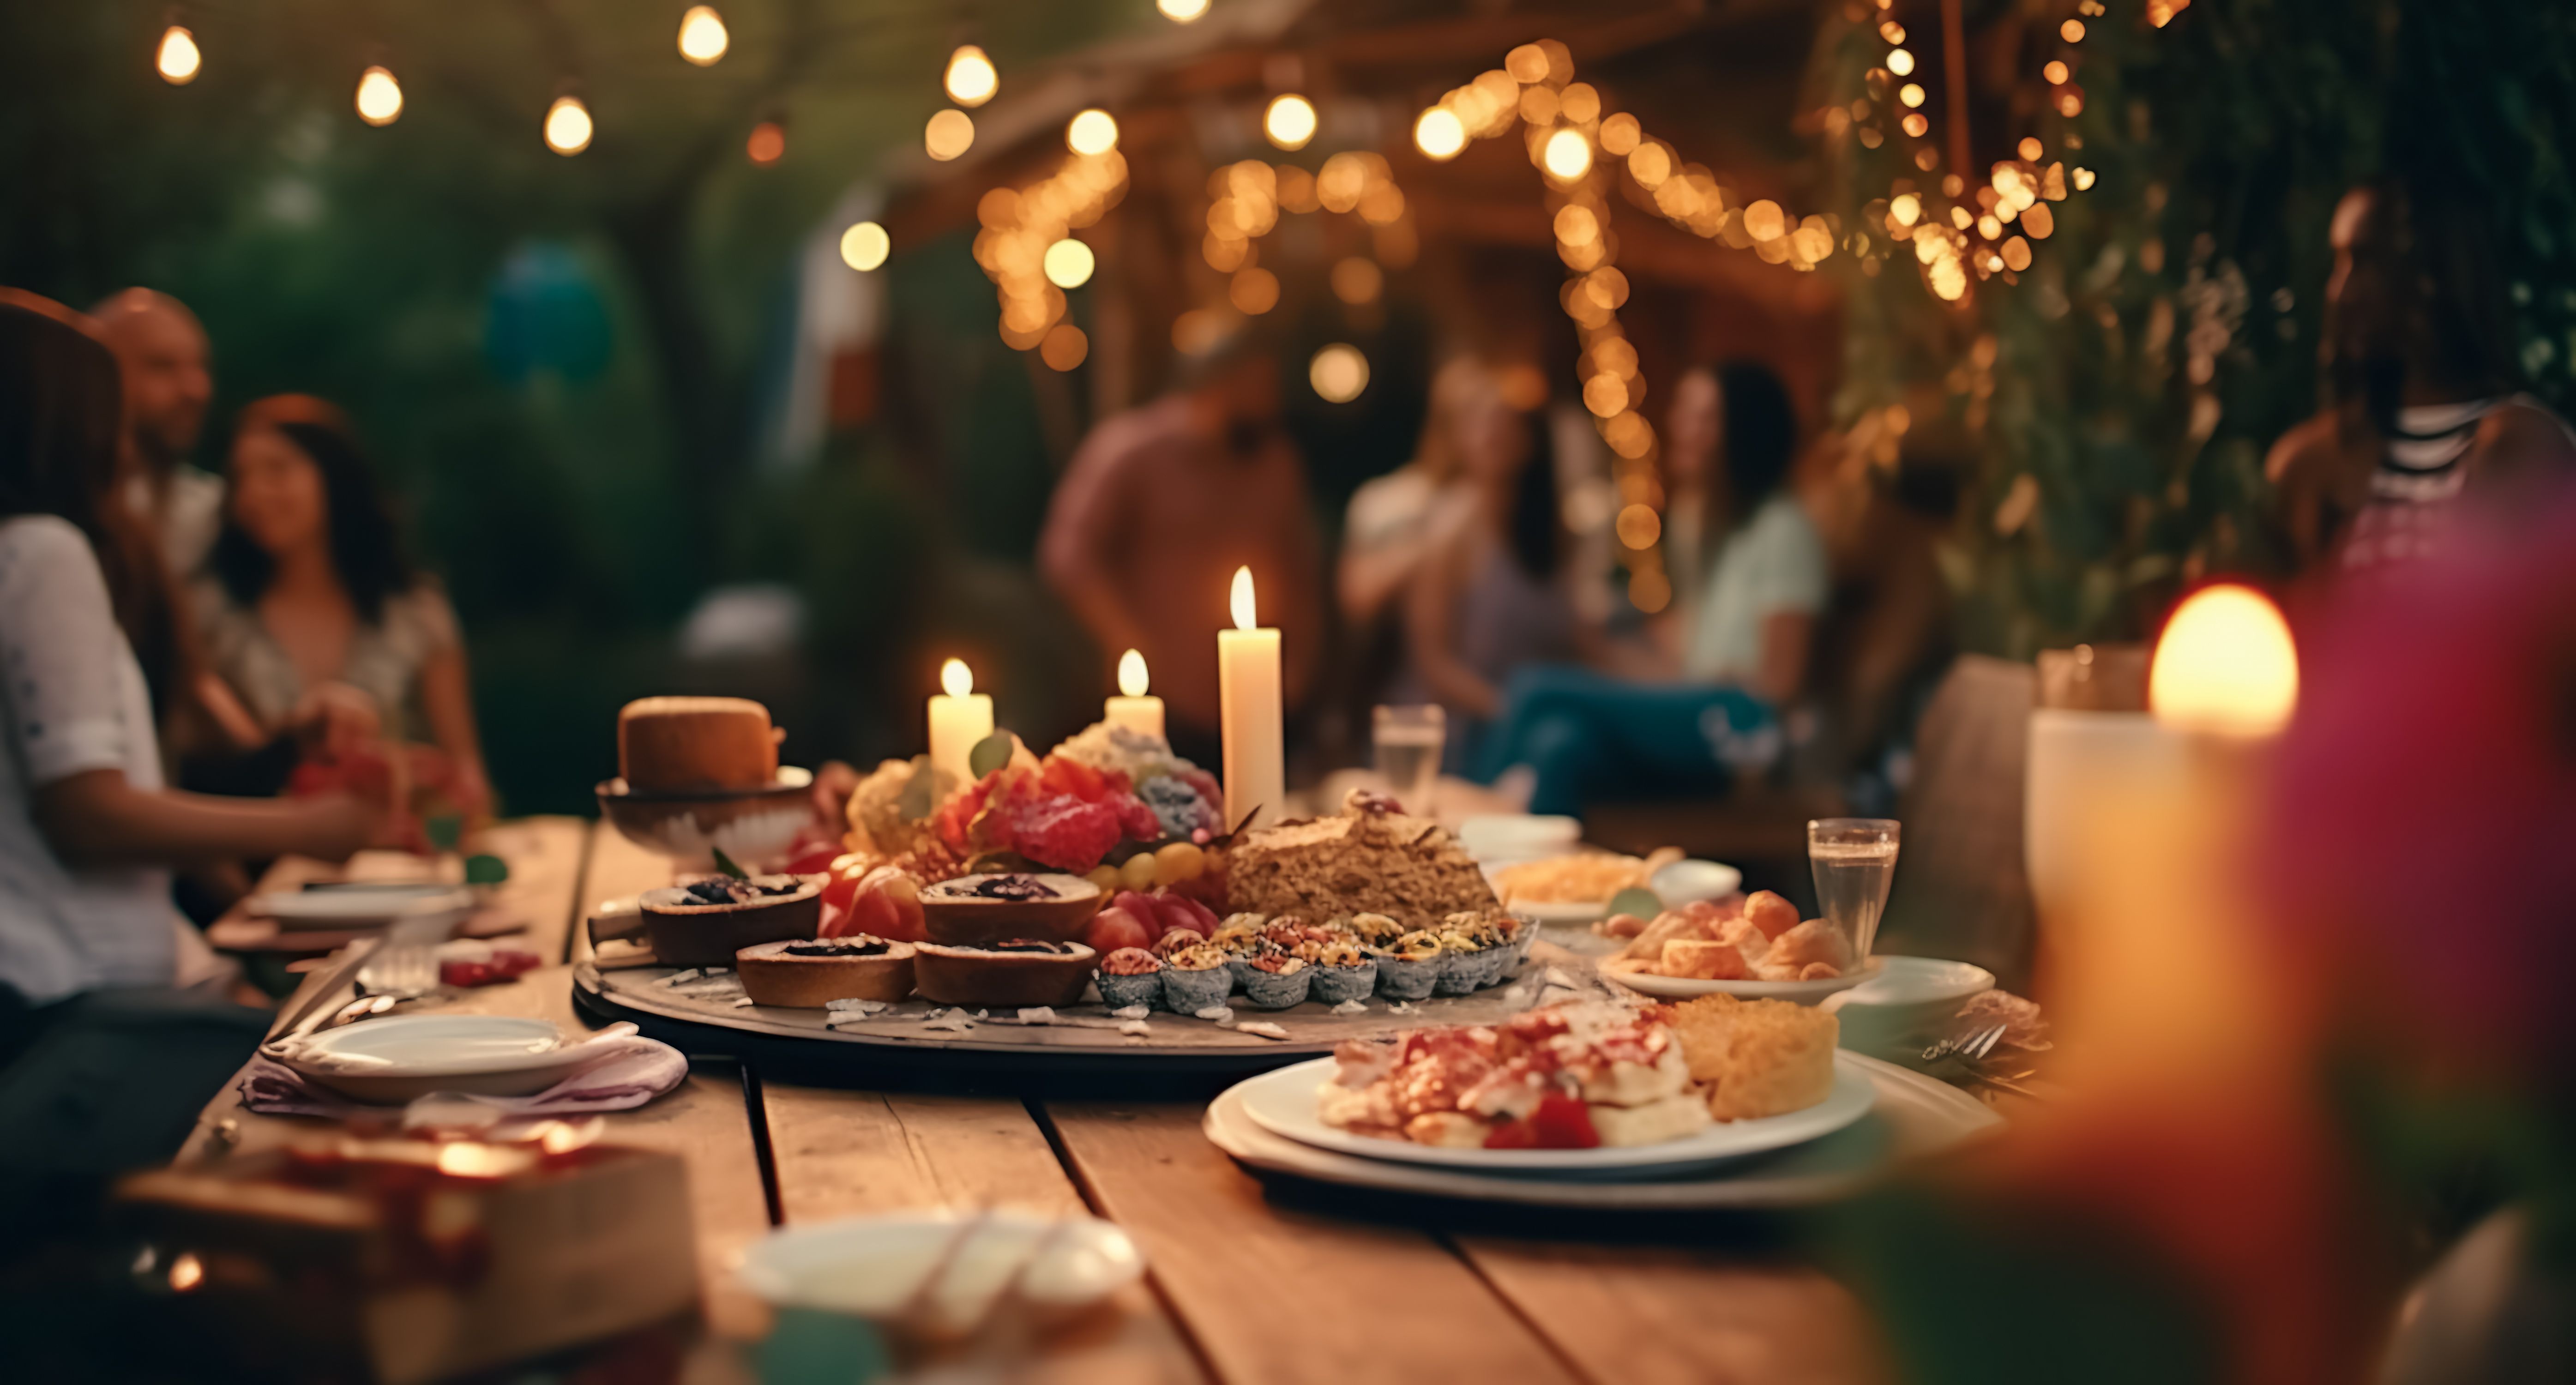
[
  {"xmin": 1808, "ymin": 818, "xmax": 1900, "ymax": 961},
  {"xmin": 1372, "ymin": 705, "xmax": 1446, "ymax": 818}
]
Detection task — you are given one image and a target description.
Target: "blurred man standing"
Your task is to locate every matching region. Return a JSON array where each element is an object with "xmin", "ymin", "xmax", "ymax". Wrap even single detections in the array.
[
  {"xmin": 1041, "ymin": 333, "xmax": 1323, "ymax": 769},
  {"xmin": 91, "ymin": 289, "xmax": 221, "ymax": 576}
]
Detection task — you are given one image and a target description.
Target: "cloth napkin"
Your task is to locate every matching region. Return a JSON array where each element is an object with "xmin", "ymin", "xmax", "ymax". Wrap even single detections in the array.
[{"xmin": 238, "ymin": 1034, "xmax": 690, "ymax": 1128}]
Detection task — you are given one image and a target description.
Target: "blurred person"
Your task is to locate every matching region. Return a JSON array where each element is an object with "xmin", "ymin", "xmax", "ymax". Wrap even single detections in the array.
[
  {"xmin": 2266, "ymin": 180, "xmax": 2576, "ymax": 574},
  {"xmin": 193, "ymin": 395, "xmax": 490, "ymax": 819},
  {"xmin": 1387, "ymin": 367, "xmax": 1583, "ymax": 767},
  {"xmin": 0, "ymin": 297, "xmax": 385, "ymax": 1220},
  {"xmin": 1656, "ymin": 365, "xmax": 1723, "ymax": 637},
  {"xmin": 1336, "ymin": 356, "xmax": 1484, "ymax": 627},
  {"xmin": 1475, "ymin": 362, "xmax": 1824, "ymax": 816},
  {"xmin": 1040, "ymin": 333, "xmax": 1323, "ymax": 768},
  {"xmin": 90, "ymin": 288, "xmax": 221, "ymax": 577}
]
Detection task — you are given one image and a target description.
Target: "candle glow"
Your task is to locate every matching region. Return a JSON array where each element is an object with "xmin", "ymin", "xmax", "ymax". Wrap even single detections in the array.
[
  {"xmin": 942, "ymin": 657, "xmax": 974, "ymax": 699},
  {"xmin": 1119, "ymin": 649, "xmax": 1150, "ymax": 699},
  {"xmin": 1230, "ymin": 566, "xmax": 1257, "ymax": 631},
  {"xmin": 2149, "ymin": 585, "xmax": 2299, "ymax": 737}
]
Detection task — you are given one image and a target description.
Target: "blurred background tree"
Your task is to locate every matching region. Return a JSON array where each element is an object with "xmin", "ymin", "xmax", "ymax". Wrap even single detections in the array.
[{"xmin": 1813, "ymin": 0, "xmax": 2576, "ymax": 659}]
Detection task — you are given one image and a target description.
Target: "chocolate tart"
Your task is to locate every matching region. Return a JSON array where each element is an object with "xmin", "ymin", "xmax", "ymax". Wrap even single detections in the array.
[
  {"xmin": 638, "ymin": 873, "xmax": 824, "ymax": 968},
  {"xmin": 918, "ymin": 873, "xmax": 1103, "ymax": 947},
  {"xmin": 735, "ymin": 936, "xmax": 917, "ymax": 1008},
  {"xmin": 911, "ymin": 939, "xmax": 1097, "ymax": 1009}
]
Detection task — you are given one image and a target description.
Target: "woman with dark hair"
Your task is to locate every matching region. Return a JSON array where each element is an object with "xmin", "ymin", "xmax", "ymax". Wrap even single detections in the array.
[
  {"xmin": 0, "ymin": 296, "xmax": 383, "ymax": 1214},
  {"xmin": 1473, "ymin": 361, "xmax": 1826, "ymax": 817},
  {"xmin": 194, "ymin": 396, "xmax": 490, "ymax": 815},
  {"xmin": 1390, "ymin": 361, "xmax": 1583, "ymax": 764}
]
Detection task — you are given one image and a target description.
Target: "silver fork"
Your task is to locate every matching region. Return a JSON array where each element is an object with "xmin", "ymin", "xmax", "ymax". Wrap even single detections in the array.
[
  {"xmin": 1921, "ymin": 1023, "xmax": 2009, "ymax": 1066},
  {"xmin": 355, "ymin": 913, "xmax": 449, "ymax": 999}
]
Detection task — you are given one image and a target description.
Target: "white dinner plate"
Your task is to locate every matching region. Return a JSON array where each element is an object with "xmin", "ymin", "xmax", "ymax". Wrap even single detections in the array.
[
  {"xmin": 253, "ymin": 883, "xmax": 474, "ymax": 932},
  {"xmin": 1230, "ymin": 1051, "xmax": 1876, "ymax": 1175},
  {"xmin": 1205, "ymin": 1050, "xmax": 2003, "ymax": 1209},
  {"xmin": 277, "ymin": 1014, "xmax": 595, "ymax": 1103},
  {"xmin": 1487, "ymin": 857, "xmax": 1744, "ymax": 926},
  {"xmin": 1599, "ymin": 957, "xmax": 1885, "ymax": 1006}
]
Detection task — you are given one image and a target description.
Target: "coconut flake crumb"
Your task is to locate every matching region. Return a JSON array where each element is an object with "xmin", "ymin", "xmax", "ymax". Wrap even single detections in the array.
[
  {"xmin": 1108, "ymin": 1004, "xmax": 1152, "ymax": 1021},
  {"xmin": 825, "ymin": 998, "xmax": 890, "ymax": 1014},
  {"xmin": 1016, "ymin": 1007, "xmax": 1058, "ymax": 1025},
  {"xmin": 1117, "ymin": 1020, "xmax": 1151, "ymax": 1037},
  {"xmin": 1330, "ymin": 998, "xmax": 1368, "ymax": 1015},
  {"xmin": 921, "ymin": 1012, "xmax": 977, "ymax": 1033},
  {"xmin": 1236, "ymin": 1021, "xmax": 1288, "ymax": 1040},
  {"xmin": 1385, "ymin": 1000, "xmax": 1419, "ymax": 1015},
  {"xmin": 732, "ymin": 997, "xmax": 757, "ymax": 1007},
  {"xmin": 661, "ymin": 969, "xmax": 702, "ymax": 985},
  {"xmin": 1193, "ymin": 1005, "xmax": 1235, "ymax": 1025},
  {"xmin": 1541, "ymin": 966, "xmax": 1578, "ymax": 990}
]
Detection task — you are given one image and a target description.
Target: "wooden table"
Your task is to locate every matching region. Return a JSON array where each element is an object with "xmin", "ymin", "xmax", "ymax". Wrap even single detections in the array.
[{"xmin": 185, "ymin": 819, "xmax": 1895, "ymax": 1385}]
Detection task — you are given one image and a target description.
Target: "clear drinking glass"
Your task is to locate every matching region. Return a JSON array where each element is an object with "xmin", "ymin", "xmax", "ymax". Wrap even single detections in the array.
[
  {"xmin": 1372, "ymin": 704, "xmax": 1446, "ymax": 818},
  {"xmin": 1808, "ymin": 818, "xmax": 1900, "ymax": 960}
]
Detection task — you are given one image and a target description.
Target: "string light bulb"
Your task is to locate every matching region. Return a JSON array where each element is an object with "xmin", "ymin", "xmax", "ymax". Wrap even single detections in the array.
[
  {"xmin": 354, "ymin": 66, "xmax": 402, "ymax": 126},
  {"xmin": 1065, "ymin": 108, "xmax": 1118, "ymax": 155},
  {"xmin": 746, "ymin": 120, "xmax": 785, "ymax": 165},
  {"xmin": 944, "ymin": 45, "xmax": 997, "ymax": 108},
  {"xmin": 1157, "ymin": 0, "xmax": 1210, "ymax": 19},
  {"xmin": 925, "ymin": 108, "xmax": 974, "ymax": 161},
  {"xmin": 1309, "ymin": 343, "xmax": 1369, "ymax": 403},
  {"xmin": 1042, "ymin": 237, "xmax": 1095, "ymax": 289},
  {"xmin": 1413, "ymin": 107, "xmax": 1466, "ymax": 160},
  {"xmin": 677, "ymin": 6, "xmax": 728, "ymax": 66},
  {"xmin": 1264, "ymin": 94, "xmax": 1317, "ymax": 150},
  {"xmin": 156, "ymin": 25, "xmax": 201, "ymax": 84},
  {"xmin": 840, "ymin": 221, "xmax": 890, "ymax": 271},
  {"xmin": 544, "ymin": 96, "xmax": 593, "ymax": 155},
  {"xmin": 1541, "ymin": 128, "xmax": 1593, "ymax": 181}
]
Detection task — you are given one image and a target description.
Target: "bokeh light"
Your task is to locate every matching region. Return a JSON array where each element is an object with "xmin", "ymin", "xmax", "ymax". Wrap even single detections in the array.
[
  {"xmin": 945, "ymin": 45, "xmax": 998, "ymax": 107},
  {"xmin": 1066, "ymin": 108, "xmax": 1119, "ymax": 156},
  {"xmin": 2150, "ymin": 584, "xmax": 2299, "ymax": 736},
  {"xmin": 355, "ymin": 66, "xmax": 403, "ymax": 126},
  {"xmin": 1330, "ymin": 257, "xmax": 1383, "ymax": 305},
  {"xmin": 926, "ymin": 108, "xmax": 975, "ymax": 161},
  {"xmin": 1542, "ymin": 128, "xmax": 1593, "ymax": 181},
  {"xmin": 678, "ymin": 6, "xmax": 729, "ymax": 66},
  {"xmin": 1157, "ymin": 0, "xmax": 1210, "ymax": 19},
  {"xmin": 1229, "ymin": 266, "xmax": 1280, "ymax": 314},
  {"xmin": 840, "ymin": 221, "xmax": 890, "ymax": 271},
  {"xmin": 1414, "ymin": 107, "xmax": 1466, "ymax": 160},
  {"xmin": 1264, "ymin": 94, "xmax": 1317, "ymax": 150},
  {"xmin": 156, "ymin": 26, "xmax": 200, "ymax": 84},
  {"xmin": 1043, "ymin": 237, "xmax": 1095, "ymax": 289},
  {"xmin": 544, "ymin": 96, "xmax": 592, "ymax": 155},
  {"xmin": 746, "ymin": 120, "xmax": 785, "ymax": 165},
  {"xmin": 1040, "ymin": 324, "xmax": 1089, "ymax": 371},
  {"xmin": 1309, "ymin": 344, "xmax": 1369, "ymax": 402}
]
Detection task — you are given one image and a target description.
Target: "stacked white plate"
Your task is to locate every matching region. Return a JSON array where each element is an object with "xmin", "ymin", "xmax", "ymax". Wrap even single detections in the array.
[
  {"xmin": 253, "ymin": 882, "xmax": 474, "ymax": 933},
  {"xmin": 275, "ymin": 1015, "xmax": 608, "ymax": 1103},
  {"xmin": 1204, "ymin": 1049, "xmax": 2002, "ymax": 1209}
]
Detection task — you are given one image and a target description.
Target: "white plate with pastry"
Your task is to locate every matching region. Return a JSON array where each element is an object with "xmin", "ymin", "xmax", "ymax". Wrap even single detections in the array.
[
  {"xmin": 1601, "ymin": 956, "xmax": 1884, "ymax": 1005},
  {"xmin": 1487, "ymin": 854, "xmax": 1742, "ymax": 926},
  {"xmin": 1230, "ymin": 1050, "xmax": 1877, "ymax": 1175}
]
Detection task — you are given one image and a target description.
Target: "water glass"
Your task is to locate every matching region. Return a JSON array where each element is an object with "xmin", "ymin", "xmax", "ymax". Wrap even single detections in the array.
[
  {"xmin": 1808, "ymin": 818, "xmax": 1900, "ymax": 960},
  {"xmin": 1371, "ymin": 705, "xmax": 1446, "ymax": 818}
]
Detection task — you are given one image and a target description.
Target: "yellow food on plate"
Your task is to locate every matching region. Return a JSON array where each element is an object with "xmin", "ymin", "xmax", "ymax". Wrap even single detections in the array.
[
  {"xmin": 1494, "ymin": 846, "xmax": 1682, "ymax": 904},
  {"xmin": 1664, "ymin": 994, "xmax": 1839, "ymax": 1122}
]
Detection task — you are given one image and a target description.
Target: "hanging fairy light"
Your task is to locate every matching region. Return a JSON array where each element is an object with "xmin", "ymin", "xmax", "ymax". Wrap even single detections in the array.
[
  {"xmin": 544, "ymin": 96, "xmax": 593, "ymax": 155},
  {"xmin": 1263, "ymin": 94, "xmax": 1316, "ymax": 151},
  {"xmin": 156, "ymin": 25, "xmax": 201, "ymax": 84},
  {"xmin": 1065, "ymin": 108, "xmax": 1118, "ymax": 156},
  {"xmin": 925, "ymin": 108, "xmax": 975, "ymax": 161},
  {"xmin": 1042, "ymin": 237, "xmax": 1095, "ymax": 289},
  {"xmin": 944, "ymin": 45, "xmax": 998, "ymax": 108},
  {"xmin": 1157, "ymin": 0, "xmax": 1210, "ymax": 20},
  {"xmin": 1309, "ymin": 344, "xmax": 1369, "ymax": 403},
  {"xmin": 840, "ymin": 221, "xmax": 891, "ymax": 271},
  {"xmin": 746, "ymin": 120, "xmax": 786, "ymax": 165},
  {"xmin": 677, "ymin": 6, "xmax": 728, "ymax": 66},
  {"xmin": 1541, "ymin": 127, "xmax": 1592, "ymax": 181},
  {"xmin": 354, "ymin": 66, "xmax": 402, "ymax": 125}
]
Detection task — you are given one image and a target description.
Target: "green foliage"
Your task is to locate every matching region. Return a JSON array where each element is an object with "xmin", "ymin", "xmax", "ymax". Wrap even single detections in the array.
[{"xmin": 1815, "ymin": 0, "xmax": 2576, "ymax": 658}]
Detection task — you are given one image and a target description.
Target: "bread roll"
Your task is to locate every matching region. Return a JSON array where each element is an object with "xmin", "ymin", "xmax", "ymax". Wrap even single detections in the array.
[{"xmin": 618, "ymin": 696, "xmax": 780, "ymax": 793}]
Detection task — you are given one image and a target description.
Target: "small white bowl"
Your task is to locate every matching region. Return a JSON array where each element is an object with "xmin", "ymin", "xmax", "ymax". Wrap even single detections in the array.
[
  {"xmin": 1820, "ymin": 955, "xmax": 1996, "ymax": 1053},
  {"xmin": 738, "ymin": 1210, "xmax": 1145, "ymax": 1337},
  {"xmin": 278, "ymin": 1014, "xmax": 596, "ymax": 1103}
]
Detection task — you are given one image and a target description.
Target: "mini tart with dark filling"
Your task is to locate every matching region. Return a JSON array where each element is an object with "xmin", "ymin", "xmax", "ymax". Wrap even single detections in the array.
[
  {"xmin": 638, "ymin": 873, "xmax": 825, "ymax": 968},
  {"xmin": 911, "ymin": 938, "xmax": 1099, "ymax": 1009},
  {"xmin": 735, "ymin": 935, "xmax": 916, "ymax": 1008},
  {"xmin": 917, "ymin": 873, "xmax": 1104, "ymax": 947}
]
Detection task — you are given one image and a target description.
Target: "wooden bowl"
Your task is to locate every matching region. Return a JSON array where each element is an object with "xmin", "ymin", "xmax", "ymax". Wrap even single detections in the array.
[
  {"xmin": 910, "ymin": 940, "xmax": 1097, "ymax": 1009},
  {"xmin": 736, "ymin": 937, "xmax": 916, "ymax": 1008},
  {"xmin": 638, "ymin": 874, "xmax": 823, "ymax": 968},
  {"xmin": 596, "ymin": 769, "xmax": 819, "ymax": 871},
  {"xmin": 917, "ymin": 873, "xmax": 1104, "ymax": 947}
]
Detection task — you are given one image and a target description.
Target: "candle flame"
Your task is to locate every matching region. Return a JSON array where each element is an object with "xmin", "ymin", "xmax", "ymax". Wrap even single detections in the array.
[
  {"xmin": 941, "ymin": 658, "xmax": 974, "ymax": 699},
  {"xmin": 1229, "ymin": 566, "xmax": 1257, "ymax": 631},
  {"xmin": 1119, "ymin": 648, "xmax": 1150, "ymax": 698},
  {"xmin": 2149, "ymin": 584, "xmax": 2298, "ymax": 736}
]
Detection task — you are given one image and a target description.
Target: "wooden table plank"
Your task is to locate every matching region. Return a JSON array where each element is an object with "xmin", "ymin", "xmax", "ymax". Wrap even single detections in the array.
[
  {"xmin": 474, "ymin": 815, "xmax": 591, "ymax": 963},
  {"xmin": 1451, "ymin": 1240, "xmax": 1893, "ymax": 1385},
  {"xmin": 1047, "ymin": 1103, "xmax": 1581, "ymax": 1385},
  {"xmin": 764, "ymin": 1089, "xmax": 1206, "ymax": 1384}
]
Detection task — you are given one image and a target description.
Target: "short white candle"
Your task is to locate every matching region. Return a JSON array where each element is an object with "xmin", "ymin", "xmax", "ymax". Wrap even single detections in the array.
[
  {"xmin": 1105, "ymin": 648, "xmax": 1166, "ymax": 740},
  {"xmin": 927, "ymin": 657, "xmax": 994, "ymax": 790},
  {"xmin": 1216, "ymin": 567, "xmax": 1284, "ymax": 831}
]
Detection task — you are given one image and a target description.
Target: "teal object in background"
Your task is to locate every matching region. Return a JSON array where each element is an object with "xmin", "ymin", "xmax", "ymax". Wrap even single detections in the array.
[{"xmin": 758, "ymin": 1307, "xmax": 892, "ymax": 1385}]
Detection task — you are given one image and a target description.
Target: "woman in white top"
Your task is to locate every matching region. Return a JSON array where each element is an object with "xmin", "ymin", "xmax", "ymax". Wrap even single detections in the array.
[
  {"xmin": 0, "ymin": 296, "xmax": 382, "ymax": 1213},
  {"xmin": 1474, "ymin": 362, "xmax": 1826, "ymax": 816}
]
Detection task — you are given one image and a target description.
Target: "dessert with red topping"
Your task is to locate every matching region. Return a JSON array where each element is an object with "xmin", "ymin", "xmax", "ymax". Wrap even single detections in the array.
[{"xmin": 1318, "ymin": 1001, "xmax": 1714, "ymax": 1150}]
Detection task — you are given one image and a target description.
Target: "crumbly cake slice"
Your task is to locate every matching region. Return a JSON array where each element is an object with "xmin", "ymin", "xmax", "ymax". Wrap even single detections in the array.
[
  {"xmin": 1665, "ymin": 995, "xmax": 1839, "ymax": 1122},
  {"xmin": 1226, "ymin": 794, "xmax": 1496, "ymax": 929}
]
